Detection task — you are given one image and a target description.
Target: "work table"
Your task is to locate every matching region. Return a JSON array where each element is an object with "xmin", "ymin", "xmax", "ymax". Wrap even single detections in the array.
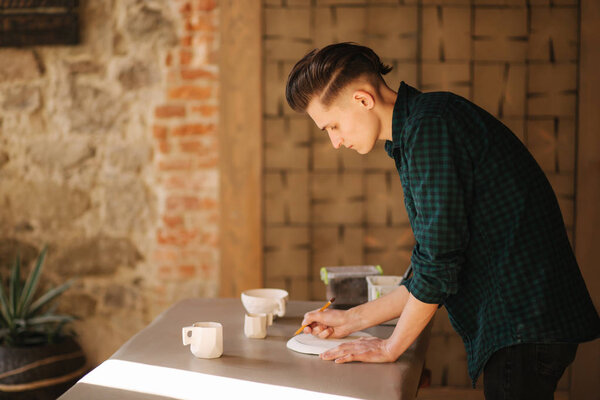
[{"xmin": 59, "ymin": 298, "xmax": 431, "ymax": 400}]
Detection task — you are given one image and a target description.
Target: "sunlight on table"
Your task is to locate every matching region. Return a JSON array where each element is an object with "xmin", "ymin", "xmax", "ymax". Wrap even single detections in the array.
[{"xmin": 80, "ymin": 359, "xmax": 361, "ymax": 400}]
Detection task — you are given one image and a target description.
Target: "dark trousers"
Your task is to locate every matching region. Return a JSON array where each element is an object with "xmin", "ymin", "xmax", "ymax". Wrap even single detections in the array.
[{"xmin": 483, "ymin": 342, "xmax": 578, "ymax": 400}]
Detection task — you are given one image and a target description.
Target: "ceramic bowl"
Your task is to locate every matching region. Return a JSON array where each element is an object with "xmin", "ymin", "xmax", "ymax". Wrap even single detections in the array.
[{"xmin": 241, "ymin": 288, "xmax": 289, "ymax": 317}]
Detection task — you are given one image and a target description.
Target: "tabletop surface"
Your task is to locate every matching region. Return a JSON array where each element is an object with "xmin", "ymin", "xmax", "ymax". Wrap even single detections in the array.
[{"xmin": 59, "ymin": 298, "xmax": 431, "ymax": 400}]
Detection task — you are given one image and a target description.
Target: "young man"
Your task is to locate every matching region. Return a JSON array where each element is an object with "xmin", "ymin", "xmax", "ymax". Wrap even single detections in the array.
[{"xmin": 286, "ymin": 43, "xmax": 599, "ymax": 399}]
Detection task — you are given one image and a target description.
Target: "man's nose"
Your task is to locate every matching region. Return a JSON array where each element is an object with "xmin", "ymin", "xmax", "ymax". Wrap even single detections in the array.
[{"xmin": 328, "ymin": 131, "xmax": 343, "ymax": 149}]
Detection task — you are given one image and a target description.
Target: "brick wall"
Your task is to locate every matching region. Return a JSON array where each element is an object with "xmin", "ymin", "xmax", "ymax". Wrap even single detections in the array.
[
  {"xmin": 151, "ymin": 0, "xmax": 220, "ymax": 312},
  {"xmin": 262, "ymin": 0, "xmax": 578, "ymax": 389}
]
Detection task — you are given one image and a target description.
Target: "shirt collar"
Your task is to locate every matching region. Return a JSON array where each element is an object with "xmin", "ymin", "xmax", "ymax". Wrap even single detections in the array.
[{"xmin": 385, "ymin": 81, "xmax": 422, "ymax": 157}]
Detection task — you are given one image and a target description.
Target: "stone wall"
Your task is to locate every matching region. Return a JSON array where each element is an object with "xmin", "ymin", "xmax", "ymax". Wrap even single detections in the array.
[
  {"xmin": 0, "ymin": 0, "xmax": 220, "ymax": 366},
  {"xmin": 262, "ymin": 0, "xmax": 578, "ymax": 390}
]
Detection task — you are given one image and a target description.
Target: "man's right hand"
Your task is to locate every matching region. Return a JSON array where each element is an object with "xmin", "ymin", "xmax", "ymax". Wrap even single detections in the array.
[
  {"xmin": 301, "ymin": 308, "xmax": 357, "ymax": 339},
  {"xmin": 300, "ymin": 286, "xmax": 410, "ymax": 340}
]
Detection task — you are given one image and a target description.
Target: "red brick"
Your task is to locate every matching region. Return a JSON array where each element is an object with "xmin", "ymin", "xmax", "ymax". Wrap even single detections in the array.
[
  {"xmin": 179, "ymin": 139, "xmax": 215, "ymax": 154},
  {"xmin": 200, "ymin": 263, "xmax": 215, "ymax": 275},
  {"xmin": 157, "ymin": 228, "xmax": 198, "ymax": 246},
  {"xmin": 162, "ymin": 215, "xmax": 184, "ymax": 228},
  {"xmin": 198, "ymin": 263, "xmax": 217, "ymax": 280},
  {"xmin": 159, "ymin": 159, "xmax": 194, "ymax": 171},
  {"xmin": 178, "ymin": 265, "xmax": 196, "ymax": 278},
  {"xmin": 201, "ymin": 198, "xmax": 217, "ymax": 209},
  {"xmin": 166, "ymin": 195, "xmax": 199, "ymax": 210},
  {"xmin": 152, "ymin": 249, "xmax": 180, "ymax": 262},
  {"xmin": 179, "ymin": 2, "xmax": 192, "ymax": 14},
  {"xmin": 201, "ymin": 232, "xmax": 219, "ymax": 246},
  {"xmin": 181, "ymin": 68, "xmax": 216, "ymax": 80},
  {"xmin": 197, "ymin": 157, "xmax": 218, "ymax": 168},
  {"xmin": 195, "ymin": 33, "xmax": 216, "ymax": 48},
  {"xmin": 180, "ymin": 49, "xmax": 193, "ymax": 65},
  {"xmin": 166, "ymin": 195, "xmax": 216, "ymax": 211},
  {"xmin": 191, "ymin": 105, "xmax": 217, "ymax": 116},
  {"xmin": 159, "ymin": 157, "xmax": 218, "ymax": 171},
  {"xmin": 163, "ymin": 173, "xmax": 217, "ymax": 191},
  {"xmin": 181, "ymin": 35, "xmax": 193, "ymax": 47},
  {"xmin": 172, "ymin": 123, "xmax": 214, "ymax": 136},
  {"xmin": 163, "ymin": 175, "xmax": 189, "ymax": 190},
  {"xmin": 157, "ymin": 140, "xmax": 170, "ymax": 154},
  {"xmin": 168, "ymin": 86, "xmax": 211, "ymax": 100},
  {"xmin": 153, "ymin": 285, "xmax": 167, "ymax": 296},
  {"xmin": 181, "ymin": 249, "xmax": 213, "ymax": 260},
  {"xmin": 153, "ymin": 125, "xmax": 168, "ymax": 139},
  {"xmin": 197, "ymin": 0, "xmax": 217, "ymax": 11},
  {"xmin": 158, "ymin": 265, "xmax": 173, "ymax": 279},
  {"xmin": 185, "ymin": 211, "xmax": 220, "ymax": 228},
  {"xmin": 158, "ymin": 264, "xmax": 201, "ymax": 280},
  {"xmin": 185, "ymin": 15, "xmax": 214, "ymax": 32},
  {"xmin": 155, "ymin": 105, "xmax": 186, "ymax": 118}
]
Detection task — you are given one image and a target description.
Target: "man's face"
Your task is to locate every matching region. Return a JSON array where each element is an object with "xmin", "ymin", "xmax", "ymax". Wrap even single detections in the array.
[{"xmin": 306, "ymin": 91, "xmax": 380, "ymax": 155}]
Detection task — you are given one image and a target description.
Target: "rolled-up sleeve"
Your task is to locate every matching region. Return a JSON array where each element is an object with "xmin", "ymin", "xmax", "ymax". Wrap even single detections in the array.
[{"xmin": 402, "ymin": 116, "xmax": 472, "ymax": 304}]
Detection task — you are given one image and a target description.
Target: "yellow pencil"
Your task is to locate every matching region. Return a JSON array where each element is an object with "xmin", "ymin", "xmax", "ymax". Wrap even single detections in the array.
[{"xmin": 293, "ymin": 297, "xmax": 335, "ymax": 336}]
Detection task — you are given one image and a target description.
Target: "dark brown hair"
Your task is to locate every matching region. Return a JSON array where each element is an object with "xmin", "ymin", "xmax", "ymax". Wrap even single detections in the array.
[{"xmin": 285, "ymin": 42, "xmax": 392, "ymax": 112}]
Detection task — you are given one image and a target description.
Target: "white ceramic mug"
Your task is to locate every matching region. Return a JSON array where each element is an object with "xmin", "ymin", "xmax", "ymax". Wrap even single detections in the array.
[
  {"xmin": 244, "ymin": 313, "xmax": 269, "ymax": 339},
  {"xmin": 182, "ymin": 322, "xmax": 223, "ymax": 359},
  {"xmin": 241, "ymin": 288, "xmax": 288, "ymax": 317}
]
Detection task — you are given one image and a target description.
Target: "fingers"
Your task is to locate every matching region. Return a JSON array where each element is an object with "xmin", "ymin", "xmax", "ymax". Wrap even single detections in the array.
[
  {"xmin": 320, "ymin": 342, "xmax": 353, "ymax": 361},
  {"xmin": 322, "ymin": 348, "xmax": 371, "ymax": 364},
  {"xmin": 318, "ymin": 327, "xmax": 333, "ymax": 339},
  {"xmin": 300, "ymin": 309, "xmax": 347, "ymax": 338},
  {"xmin": 321, "ymin": 348, "xmax": 357, "ymax": 364},
  {"xmin": 334, "ymin": 354, "xmax": 354, "ymax": 364},
  {"xmin": 306, "ymin": 322, "xmax": 332, "ymax": 338},
  {"xmin": 318, "ymin": 338, "xmax": 394, "ymax": 364},
  {"xmin": 301, "ymin": 310, "xmax": 325, "ymax": 326}
]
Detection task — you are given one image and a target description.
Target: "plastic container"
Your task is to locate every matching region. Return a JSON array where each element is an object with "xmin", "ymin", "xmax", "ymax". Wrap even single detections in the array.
[
  {"xmin": 366, "ymin": 275, "xmax": 404, "ymax": 325},
  {"xmin": 320, "ymin": 265, "xmax": 382, "ymax": 309},
  {"xmin": 366, "ymin": 275, "xmax": 403, "ymax": 301}
]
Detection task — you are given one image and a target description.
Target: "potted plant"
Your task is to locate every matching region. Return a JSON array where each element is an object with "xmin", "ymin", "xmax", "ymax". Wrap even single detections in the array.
[{"xmin": 0, "ymin": 247, "xmax": 86, "ymax": 399}]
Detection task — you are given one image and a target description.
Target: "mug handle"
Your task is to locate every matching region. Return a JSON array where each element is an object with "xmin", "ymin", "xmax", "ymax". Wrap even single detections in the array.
[
  {"xmin": 182, "ymin": 327, "xmax": 193, "ymax": 345},
  {"xmin": 276, "ymin": 298, "xmax": 286, "ymax": 317}
]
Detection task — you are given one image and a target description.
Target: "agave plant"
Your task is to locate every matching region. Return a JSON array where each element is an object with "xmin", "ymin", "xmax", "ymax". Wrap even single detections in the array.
[{"xmin": 0, "ymin": 247, "xmax": 75, "ymax": 346}]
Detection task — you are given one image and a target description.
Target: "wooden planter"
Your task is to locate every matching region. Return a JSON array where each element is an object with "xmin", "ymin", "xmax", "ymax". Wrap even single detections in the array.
[{"xmin": 0, "ymin": 337, "xmax": 86, "ymax": 399}]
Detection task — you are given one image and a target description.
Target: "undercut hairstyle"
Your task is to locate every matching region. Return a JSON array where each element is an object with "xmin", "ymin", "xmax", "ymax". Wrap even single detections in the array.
[{"xmin": 285, "ymin": 42, "xmax": 392, "ymax": 112}]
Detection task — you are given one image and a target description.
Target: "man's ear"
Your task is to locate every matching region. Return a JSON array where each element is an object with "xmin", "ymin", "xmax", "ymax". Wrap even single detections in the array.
[{"xmin": 353, "ymin": 90, "xmax": 375, "ymax": 110}]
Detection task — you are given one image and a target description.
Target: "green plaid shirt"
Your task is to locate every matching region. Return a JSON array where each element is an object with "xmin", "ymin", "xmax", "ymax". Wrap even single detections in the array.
[{"xmin": 386, "ymin": 82, "xmax": 600, "ymax": 385}]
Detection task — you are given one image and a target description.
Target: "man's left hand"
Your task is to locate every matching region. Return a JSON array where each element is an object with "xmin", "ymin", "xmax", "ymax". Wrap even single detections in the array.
[{"xmin": 319, "ymin": 337, "xmax": 397, "ymax": 364}]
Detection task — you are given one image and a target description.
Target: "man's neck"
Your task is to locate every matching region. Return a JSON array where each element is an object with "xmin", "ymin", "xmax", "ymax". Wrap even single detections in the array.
[{"xmin": 378, "ymin": 85, "xmax": 398, "ymax": 142}]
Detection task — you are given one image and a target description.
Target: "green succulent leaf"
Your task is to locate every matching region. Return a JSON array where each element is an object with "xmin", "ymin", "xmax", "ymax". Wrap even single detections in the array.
[
  {"xmin": 45, "ymin": 302, "xmax": 59, "ymax": 315},
  {"xmin": 0, "ymin": 278, "xmax": 12, "ymax": 328},
  {"xmin": 0, "ymin": 311, "xmax": 6, "ymax": 327},
  {"xmin": 28, "ymin": 280, "xmax": 74, "ymax": 317},
  {"xmin": 9, "ymin": 254, "xmax": 22, "ymax": 317},
  {"xmin": 17, "ymin": 246, "xmax": 47, "ymax": 317},
  {"xmin": 21, "ymin": 314, "xmax": 75, "ymax": 326}
]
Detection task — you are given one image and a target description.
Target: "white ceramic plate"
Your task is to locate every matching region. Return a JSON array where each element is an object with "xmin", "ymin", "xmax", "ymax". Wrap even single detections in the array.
[{"xmin": 286, "ymin": 332, "xmax": 373, "ymax": 355}]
